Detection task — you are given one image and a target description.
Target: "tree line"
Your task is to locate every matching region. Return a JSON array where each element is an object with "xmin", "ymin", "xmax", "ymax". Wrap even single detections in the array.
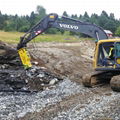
[{"xmin": 0, "ymin": 5, "xmax": 120, "ymax": 36}]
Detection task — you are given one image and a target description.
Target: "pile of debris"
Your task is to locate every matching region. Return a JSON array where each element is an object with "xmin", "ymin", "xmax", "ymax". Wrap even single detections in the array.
[{"xmin": 0, "ymin": 41, "xmax": 62, "ymax": 92}]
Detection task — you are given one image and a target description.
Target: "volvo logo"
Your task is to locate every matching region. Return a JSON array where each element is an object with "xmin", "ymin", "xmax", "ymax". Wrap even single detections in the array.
[{"xmin": 59, "ymin": 23, "xmax": 79, "ymax": 30}]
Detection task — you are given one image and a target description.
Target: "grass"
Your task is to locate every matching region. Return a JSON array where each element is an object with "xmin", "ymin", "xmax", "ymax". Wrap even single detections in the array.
[
  {"xmin": 0, "ymin": 31, "xmax": 23, "ymax": 43},
  {"xmin": 0, "ymin": 31, "xmax": 93, "ymax": 44}
]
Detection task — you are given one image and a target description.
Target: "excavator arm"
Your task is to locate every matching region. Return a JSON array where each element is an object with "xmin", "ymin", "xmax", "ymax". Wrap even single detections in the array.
[
  {"xmin": 17, "ymin": 13, "xmax": 108, "ymax": 68},
  {"xmin": 17, "ymin": 13, "xmax": 108, "ymax": 49}
]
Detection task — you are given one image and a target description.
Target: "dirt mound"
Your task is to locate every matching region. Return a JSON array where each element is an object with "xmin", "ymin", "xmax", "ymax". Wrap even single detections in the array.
[
  {"xmin": 29, "ymin": 40, "xmax": 94, "ymax": 83},
  {"xmin": 0, "ymin": 41, "xmax": 21, "ymax": 65}
]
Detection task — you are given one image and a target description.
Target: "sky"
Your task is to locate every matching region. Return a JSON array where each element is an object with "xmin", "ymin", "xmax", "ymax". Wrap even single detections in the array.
[{"xmin": 0, "ymin": 0, "xmax": 120, "ymax": 19}]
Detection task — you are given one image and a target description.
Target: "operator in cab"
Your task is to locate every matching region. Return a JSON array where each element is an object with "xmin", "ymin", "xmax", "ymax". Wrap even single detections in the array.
[
  {"xmin": 102, "ymin": 44, "xmax": 115, "ymax": 66},
  {"xmin": 108, "ymin": 45, "xmax": 115, "ymax": 59}
]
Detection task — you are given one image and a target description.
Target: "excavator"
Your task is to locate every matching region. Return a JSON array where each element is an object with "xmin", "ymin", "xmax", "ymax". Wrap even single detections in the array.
[{"xmin": 17, "ymin": 13, "xmax": 120, "ymax": 92}]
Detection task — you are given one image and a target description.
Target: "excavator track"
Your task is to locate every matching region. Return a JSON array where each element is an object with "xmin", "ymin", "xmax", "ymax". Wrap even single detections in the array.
[
  {"xmin": 82, "ymin": 71, "xmax": 120, "ymax": 92},
  {"xmin": 110, "ymin": 75, "xmax": 120, "ymax": 92},
  {"xmin": 82, "ymin": 71, "xmax": 110, "ymax": 87}
]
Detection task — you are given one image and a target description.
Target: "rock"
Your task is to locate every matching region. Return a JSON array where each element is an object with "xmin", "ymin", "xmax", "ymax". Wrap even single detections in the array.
[
  {"xmin": 41, "ymin": 83, "xmax": 45, "ymax": 86},
  {"xmin": 0, "ymin": 41, "xmax": 62, "ymax": 92},
  {"xmin": 37, "ymin": 73, "xmax": 45, "ymax": 78},
  {"xmin": 33, "ymin": 61, "xmax": 39, "ymax": 65},
  {"xmin": 29, "ymin": 67, "xmax": 37, "ymax": 73},
  {"xmin": 49, "ymin": 78, "xmax": 58, "ymax": 85},
  {"xmin": 10, "ymin": 74, "xmax": 14, "ymax": 78}
]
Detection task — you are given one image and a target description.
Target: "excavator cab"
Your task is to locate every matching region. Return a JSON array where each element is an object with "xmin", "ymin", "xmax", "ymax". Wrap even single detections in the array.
[{"xmin": 94, "ymin": 39, "xmax": 120, "ymax": 70}]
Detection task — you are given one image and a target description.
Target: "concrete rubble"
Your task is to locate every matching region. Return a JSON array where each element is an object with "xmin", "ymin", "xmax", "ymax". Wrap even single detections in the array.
[{"xmin": 0, "ymin": 41, "xmax": 62, "ymax": 92}]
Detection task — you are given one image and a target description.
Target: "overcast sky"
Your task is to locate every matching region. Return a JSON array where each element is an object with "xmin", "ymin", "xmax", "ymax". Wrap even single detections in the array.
[{"xmin": 0, "ymin": 0, "xmax": 120, "ymax": 19}]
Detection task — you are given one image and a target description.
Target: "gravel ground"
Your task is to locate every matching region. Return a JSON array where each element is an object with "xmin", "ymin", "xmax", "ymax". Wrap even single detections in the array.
[
  {"xmin": 0, "ymin": 78, "xmax": 88, "ymax": 120},
  {"xmin": 0, "ymin": 41, "xmax": 120, "ymax": 120},
  {"xmin": 53, "ymin": 87, "xmax": 120, "ymax": 120},
  {"xmin": 0, "ymin": 78, "xmax": 120, "ymax": 120}
]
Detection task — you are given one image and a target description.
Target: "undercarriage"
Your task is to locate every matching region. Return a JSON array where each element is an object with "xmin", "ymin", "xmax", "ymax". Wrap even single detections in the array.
[{"xmin": 82, "ymin": 70, "xmax": 120, "ymax": 92}]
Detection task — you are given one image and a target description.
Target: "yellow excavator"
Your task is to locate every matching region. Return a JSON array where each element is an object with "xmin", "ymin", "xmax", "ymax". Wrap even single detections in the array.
[
  {"xmin": 82, "ymin": 39, "xmax": 120, "ymax": 92},
  {"xmin": 17, "ymin": 13, "xmax": 120, "ymax": 92}
]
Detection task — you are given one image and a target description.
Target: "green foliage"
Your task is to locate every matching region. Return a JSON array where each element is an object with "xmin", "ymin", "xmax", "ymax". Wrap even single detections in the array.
[
  {"xmin": 71, "ymin": 14, "xmax": 78, "ymax": 19},
  {"xmin": 90, "ymin": 14, "xmax": 99, "ymax": 25},
  {"xmin": 104, "ymin": 20, "xmax": 116, "ymax": 33},
  {"xmin": 45, "ymin": 28, "xmax": 58, "ymax": 34},
  {"xmin": 98, "ymin": 11, "xmax": 109, "ymax": 28},
  {"xmin": 0, "ymin": 11, "xmax": 5, "ymax": 29},
  {"xmin": 82, "ymin": 12, "xmax": 90, "ymax": 22},
  {"xmin": 36, "ymin": 5, "xmax": 46, "ymax": 22},
  {"xmin": 0, "ymin": 6, "xmax": 120, "ymax": 36},
  {"xmin": 29, "ymin": 11, "xmax": 36, "ymax": 27},
  {"xmin": 4, "ymin": 24, "xmax": 14, "ymax": 31},
  {"xmin": 18, "ymin": 25, "xmax": 30, "ymax": 32},
  {"xmin": 63, "ymin": 11, "xmax": 68, "ymax": 17},
  {"xmin": 115, "ymin": 26, "xmax": 120, "ymax": 36},
  {"xmin": 36, "ymin": 5, "xmax": 46, "ymax": 17}
]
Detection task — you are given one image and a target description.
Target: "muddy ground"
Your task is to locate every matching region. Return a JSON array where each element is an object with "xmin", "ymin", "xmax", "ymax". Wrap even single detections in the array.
[{"xmin": 0, "ymin": 40, "xmax": 120, "ymax": 120}]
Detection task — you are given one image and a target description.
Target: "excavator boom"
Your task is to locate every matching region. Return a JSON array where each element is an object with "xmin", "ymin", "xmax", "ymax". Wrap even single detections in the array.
[
  {"xmin": 17, "ymin": 13, "xmax": 108, "ymax": 50},
  {"xmin": 17, "ymin": 13, "xmax": 107, "ymax": 68}
]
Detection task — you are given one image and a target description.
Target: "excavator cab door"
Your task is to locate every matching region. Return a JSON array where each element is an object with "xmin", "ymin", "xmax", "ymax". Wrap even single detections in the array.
[
  {"xmin": 96, "ymin": 41, "xmax": 120, "ymax": 70},
  {"xmin": 97, "ymin": 42, "xmax": 114, "ymax": 67},
  {"xmin": 114, "ymin": 42, "xmax": 120, "ymax": 67}
]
